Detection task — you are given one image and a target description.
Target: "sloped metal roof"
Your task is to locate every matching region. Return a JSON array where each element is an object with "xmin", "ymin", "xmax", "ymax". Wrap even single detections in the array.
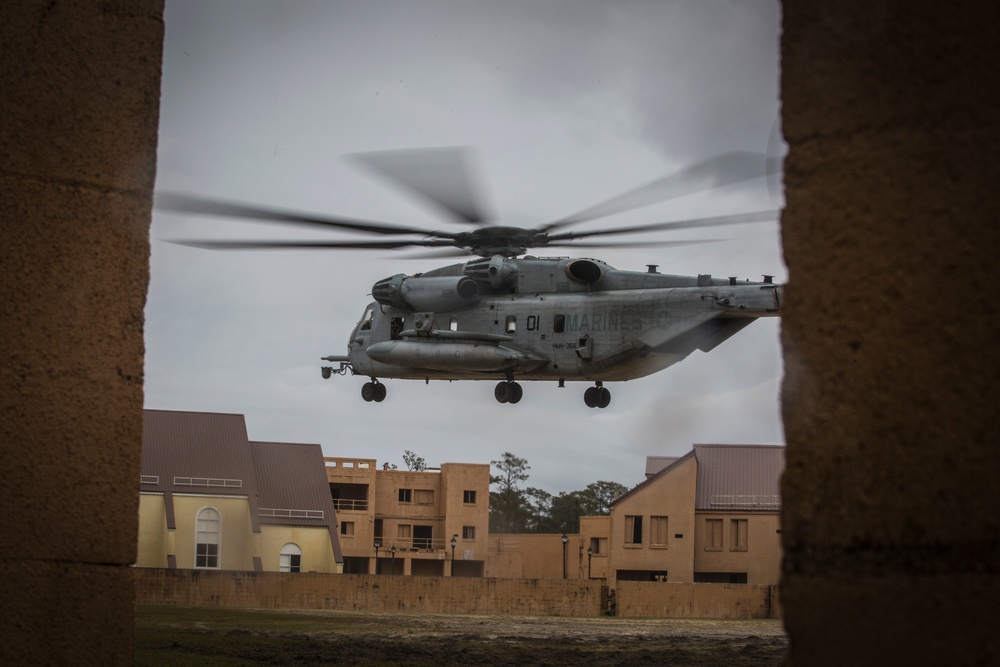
[
  {"xmin": 250, "ymin": 440, "xmax": 343, "ymax": 562},
  {"xmin": 141, "ymin": 409, "xmax": 262, "ymax": 531},
  {"xmin": 141, "ymin": 410, "xmax": 343, "ymax": 556},
  {"xmin": 612, "ymin": 444, "xmax": 784, "ymax": 510},
  {"xmin": 693, "ymin": 444, "xmax": 784, "ymax": 511},
  {"xmin": 645, "ymin": 456, "xmax": 680, "ymax": 478}
]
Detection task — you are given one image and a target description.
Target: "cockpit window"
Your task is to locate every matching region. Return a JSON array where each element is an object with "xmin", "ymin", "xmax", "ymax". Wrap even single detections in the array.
[{"xmin": 359, "ymin": 306, "xmax": 375, "ymax": 331}]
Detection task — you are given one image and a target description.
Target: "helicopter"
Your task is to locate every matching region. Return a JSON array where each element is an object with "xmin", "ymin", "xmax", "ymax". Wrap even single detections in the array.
[{"xmin": 157, "ymin": 147, "xmax": 782, "ymax": 408}]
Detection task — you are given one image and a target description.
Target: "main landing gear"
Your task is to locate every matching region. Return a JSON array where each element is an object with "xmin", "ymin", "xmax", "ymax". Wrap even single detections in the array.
[
  {"xmin": 584, "ymin": 382, "xmax": 611, "ymax": 409},
  {"xmin": 494, "ymin": 380, "xmax": 523, "ymax": 404},
  {"xmin": 361, "ymin": 379, "xmax": 386, "ymax": 402}
]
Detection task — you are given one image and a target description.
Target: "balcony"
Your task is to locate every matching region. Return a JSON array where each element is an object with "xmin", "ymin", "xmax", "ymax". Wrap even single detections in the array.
[
  {"xmin": 375, "ymin": 537, "xmax": 450, "ymax": 553},
  {"xmin": 332, "ymin": 498, "xmax": 369, "ymax": 512}
]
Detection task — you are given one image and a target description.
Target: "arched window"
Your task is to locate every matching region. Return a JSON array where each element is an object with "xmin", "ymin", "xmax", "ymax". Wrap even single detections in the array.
[
  {"xmin": 279, "ymin": 543, "xmax": 302, "ymax": 573},
  {"xmin": 195, "ymin": 507, "xmax": 220, "ymax": 568}
]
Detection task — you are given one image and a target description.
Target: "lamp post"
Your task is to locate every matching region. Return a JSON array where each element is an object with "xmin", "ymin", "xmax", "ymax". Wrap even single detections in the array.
[
  {"xmin": 587, "ymin": 546, "xmax": 593, "ymax": 580},
  {"xmin": 373, "ymin": 538, "xmax": 381, "ymax": 575},
  {"xmin": 561, "ymin": 533, "xmax": 568, "ymax": 579},
  {"xmin": 390, "ymin": 544, "xmax": 396, "ymax": 575},
  {"xmin": 450, "ymin": 534, "xmax": 457, "ymax": 576}
]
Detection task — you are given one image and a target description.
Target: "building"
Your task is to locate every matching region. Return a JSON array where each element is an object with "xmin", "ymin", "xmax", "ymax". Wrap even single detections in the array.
[
  {"xmin": 137, "ymin": 410, "xmax": 343, "ymax": 573},
  {"xmin": 325, "ymin": 457, "xmax": 490, "ymax": 576},
  {"xmin": 608, "ymin": 444, "xmax": 783, "ymax": 586}
]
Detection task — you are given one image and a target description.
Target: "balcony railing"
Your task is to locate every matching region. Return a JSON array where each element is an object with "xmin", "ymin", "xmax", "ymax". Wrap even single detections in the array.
[
  {"xmin": 709, "ymin": 494, "xmax": 781, "ymax": 509},
  {"xmin": 258, "ymin": 507, "xmax": 325, "ymax": 519},
  {"xmin": 332, "ymin": 499, "xmax": 369, "ymax": 511},
  {"xmin": 374, "ymin": 537, "xmax": 450, "ymax": 553}
]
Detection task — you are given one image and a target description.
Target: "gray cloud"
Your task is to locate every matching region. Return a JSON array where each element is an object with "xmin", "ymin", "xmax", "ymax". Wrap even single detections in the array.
[{"xmin": 147, "ymin": 0, "xmax": 784, "ymax": 494}]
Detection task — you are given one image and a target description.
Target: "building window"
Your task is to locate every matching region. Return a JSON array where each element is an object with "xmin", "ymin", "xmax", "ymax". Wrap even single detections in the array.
[
  {"xmin": 706, "ymin": 518, "xmax": 724, "ymax": 550},
  {"xmin": 730, "ymin": 519, "xmax": 748, "ymax": 551},
  {"xmin": 589, "ymin": 537, "xmax": 608, "ymax": 555},
  {"xmin": 650, "ymin": 516, "xmax": 669, "ymax": 547},
  {"xmin": 463, "ymin": 490, "xmax": 477, "ymax": 504},
  {"xmin": 398, "ymin": 488, "xmax": 412, "ymax": 503},
  {"xmin": 413, "ymin": 489, "xmax": 434, "ymax": 505},
  {"xmin": 625, "ymin": 515, "xmax": 643, "ymax": 546},
  {"xmin": 462, "ymin": 525, "xmax": 476, "ymax": 540},
  {"xmin": 279, "ymin": 543, "xmax": 302, "ymax": 573},
  {"xmin": 397, "ymin": 524, "xmax": 412, "ymax": 541},
  {"xmin": 195, "ymin": 507, "xmax": 220, "ymax": 568},
  {"xmin": 340, "ymin": 521, "xmax": 355, "ymax": 537}
]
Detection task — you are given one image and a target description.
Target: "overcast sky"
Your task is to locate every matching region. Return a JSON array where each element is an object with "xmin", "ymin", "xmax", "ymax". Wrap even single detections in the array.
[{"xmin": 147, "ymin": 0, "xmax": 785, "ymax": 495}]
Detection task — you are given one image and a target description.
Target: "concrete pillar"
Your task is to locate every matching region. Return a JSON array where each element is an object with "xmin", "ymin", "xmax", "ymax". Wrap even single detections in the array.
[
  {"xmin": 0, "ymin": 2, "xmax": 163, "ymax": 664},
  {"xmin": 780, "ymin": 2, "xmax": 1000, "ymax": 664}
]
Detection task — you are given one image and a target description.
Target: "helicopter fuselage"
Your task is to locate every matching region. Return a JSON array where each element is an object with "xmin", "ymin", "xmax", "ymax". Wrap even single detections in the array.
[{"xmin": 323, "ymin": 254, "xmax": 781, "ymax": 407}]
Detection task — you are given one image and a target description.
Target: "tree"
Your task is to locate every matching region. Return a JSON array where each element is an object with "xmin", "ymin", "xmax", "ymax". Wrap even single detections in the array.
[
  {"xmin": 489, "ymin": 452, "xmax": 531, "ymax": 533},
  {"xmin": 524, "ymin": 487, "xmax": 553, "ymax": 532},
  {"xmin": 402, "ymin": 450, "xmax": 426, "ymax": 472},
  {"xmin": 580, "ymin": 481, "xmax": 629, "ymax": 515},
  {"xmin": 548, "ymin": 490, "xmax": 585, "ymax": 533}
]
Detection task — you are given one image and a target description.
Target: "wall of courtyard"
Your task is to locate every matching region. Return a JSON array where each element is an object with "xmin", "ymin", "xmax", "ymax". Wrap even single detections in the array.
[{"xmin": 134, "ymin": 568, "xmax": 779, "ymax": 619}]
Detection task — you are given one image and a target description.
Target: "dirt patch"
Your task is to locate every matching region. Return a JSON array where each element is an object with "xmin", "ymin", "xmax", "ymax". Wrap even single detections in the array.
[{"xmin": 136, "ymin": 606, "xmax": 788, "ymax": 666}]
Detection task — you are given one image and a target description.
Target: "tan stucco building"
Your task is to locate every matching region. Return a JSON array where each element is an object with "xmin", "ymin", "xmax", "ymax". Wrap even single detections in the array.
[
  {"xmin": 326, "ymin": 457, "xmax": 490, "ymax": 577},
  {"xmin": 608, "ymin": 444, "xmax": 783, "ymax": 587},
  {"xmin": 138, "ymin": 410, "xmax": 343, "ymax": 574}
]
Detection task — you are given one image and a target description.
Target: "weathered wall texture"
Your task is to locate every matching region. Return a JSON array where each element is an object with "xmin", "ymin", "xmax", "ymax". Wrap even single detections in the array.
[
  {"xmin": 136, "ymin": 569, "xmax": 604, "ymax": 617},
  {"xmin": 0, "ymin": 1, "xmax": 163, "ymax": 665},
  {"xmin": 780, "ymin": 2, "xmax": 1000, "ymax": 665},
  {"xmin": 614, "ymin": 581, "xmax": 780, "ymax": 619},
  {"xmin": 134, "ymin": 569, "xmax": 779, "ymax": 619}
]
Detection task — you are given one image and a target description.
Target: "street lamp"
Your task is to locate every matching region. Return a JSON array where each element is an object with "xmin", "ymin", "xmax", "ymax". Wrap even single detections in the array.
[
  {"xmin": 561, "ymin": 533, "xmax": 568, "ymax": 579},
  {"xmin": 390, "ymin": 545, "xmax": 396, "ymax": 575},
  {"xmin": 587, "ymin": 546, "xmax": 593, "ymax": 580},
  {"xmin": 450, "ymin": 534, "xmax": 458, "ymax": 574},
  {"xmin": 373, "ymin": 538, "xmax": 381, "ymax": 574}
]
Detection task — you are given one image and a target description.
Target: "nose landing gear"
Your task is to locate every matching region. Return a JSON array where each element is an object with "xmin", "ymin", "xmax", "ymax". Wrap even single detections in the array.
[{"xmin": 584, "ymin": 382, "xmax": 611, "ymax": 409}]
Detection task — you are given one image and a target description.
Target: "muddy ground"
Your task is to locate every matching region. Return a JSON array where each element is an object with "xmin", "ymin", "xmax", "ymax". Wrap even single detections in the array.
[{"xmin": 136, "ymin": 605, "xmax": 789, "ymax": 666}]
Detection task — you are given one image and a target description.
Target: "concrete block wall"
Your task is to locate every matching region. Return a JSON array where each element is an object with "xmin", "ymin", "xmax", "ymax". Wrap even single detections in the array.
[
  {"xmin": 780, "ymin": 1, "xmax": 1000, "ymax": 664},
  {"xmin": 614, "ymin": 582, "xmax": 779, "ymax": 619},
  {"xmin": 0, "ymin": 2, "xmax": 163, "ymax": 664},
  {"xmin": 135, "ymin": 569, "xmax": 605, "ymax": 618}
]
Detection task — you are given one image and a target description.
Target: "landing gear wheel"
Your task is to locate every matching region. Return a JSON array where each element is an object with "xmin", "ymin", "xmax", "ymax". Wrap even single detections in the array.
[
  {"xmin": 508, "ymin": 382, "xmax": 523, "ymax": 404},
  {"xmin": 494, "ymin": 381, "xmax": 510, "ymax": 404},
  {"xmin": 597, "ymin": 387, "xmax": 611, "ymax": 409},
  {"xmin": 362, "ymin": 380, "xmax": 385, "ymax": 403},
  {"xmin": 584, "ymin": 383, "xmax": 611, "ymax": 408},
  {"xmin": 361, "ymin": 382, "xmax": 376, "ymax": 402}
]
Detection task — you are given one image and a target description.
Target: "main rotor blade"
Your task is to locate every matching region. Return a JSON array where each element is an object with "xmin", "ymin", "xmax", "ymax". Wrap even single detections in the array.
[
  {"xmin": 155, "ymin": 192, "xmax": 457, "ymax": 239},
  {"xmin": 545, "ymin": 210, "xmax": 778, "ymax": 243},
  {"xmin": 546, "ymin": 238, "xmax": 730, "ymax": 250},
  {"xmin": 541, "ymin": 152, "xmax": 780, "ymax": 232},
  {"xmin": 348, "ymin": 147, "xmax": 491, "ymax": 226},
  {"xmin": 164, "ymin": 238, "xmax": 458, "ymax": 251}
]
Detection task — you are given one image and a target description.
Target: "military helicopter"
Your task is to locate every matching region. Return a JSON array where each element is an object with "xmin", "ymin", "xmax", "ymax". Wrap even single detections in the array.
[{"xmin": 157, "ymin": 147, "xmax": 782, "ymax": 408}]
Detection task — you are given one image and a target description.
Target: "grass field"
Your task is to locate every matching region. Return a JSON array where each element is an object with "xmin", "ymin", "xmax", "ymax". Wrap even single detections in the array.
[{"xmin": 135, "ymin": 605, "xmax": 788, "ymax": 666}]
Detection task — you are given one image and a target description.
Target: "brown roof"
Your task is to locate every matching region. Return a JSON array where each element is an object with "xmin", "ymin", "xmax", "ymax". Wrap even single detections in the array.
[
  {"xmin": 645, "ymin": 456, "xmax": 680, "ymax": 478},
  {"xmin": 141, "ymin": 409, "xmax": 262, "ymax": 530},
  {"xmin": 693, "ymin": 444, "xmax": 784, "ymax": 511},
  {"xmin": 141, "ymin": 411, "xmax": 343, "ymax": 562},
  {"xmin": 613, "ymin": 444, "xmax": 784, "ymax": 511},
  {"xmin": 250, "ymin": 440, "xmax": 343, "ymax": 562}
]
